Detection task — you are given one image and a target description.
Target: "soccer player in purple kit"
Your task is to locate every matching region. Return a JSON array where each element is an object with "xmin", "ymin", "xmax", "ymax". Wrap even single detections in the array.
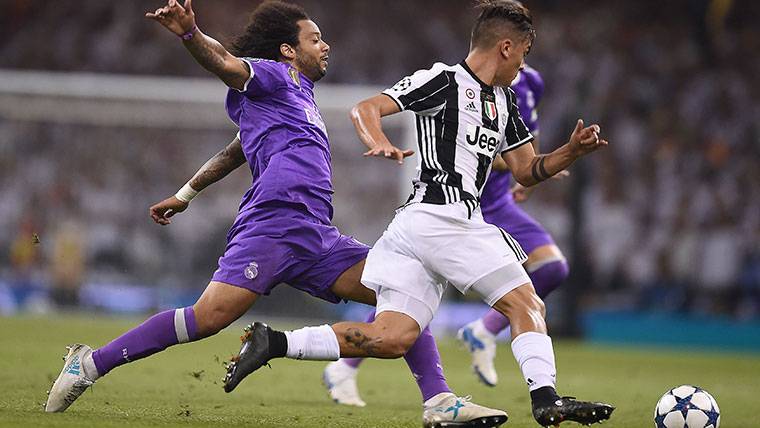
[
  {"xmin": 224, "ymin": 1, "xmax": 614, "ymax": 426},
  {"xmin": 322, "ymin": 64, "xmax": 568, "ymax": 406},
  {"xmin": 44, "ymin": 1, "xmax": 506, "ymax": 425}
]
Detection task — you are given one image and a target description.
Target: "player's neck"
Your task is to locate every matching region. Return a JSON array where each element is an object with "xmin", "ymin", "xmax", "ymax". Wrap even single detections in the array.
[{"xmin": 464, "ymin": 51, "xmax": 497, "ymax": 87}]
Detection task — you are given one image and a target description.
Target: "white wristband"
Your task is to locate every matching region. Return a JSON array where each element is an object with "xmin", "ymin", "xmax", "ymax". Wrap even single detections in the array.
[{"xmin": 175, "ymin": 182, "xmax": 199, "ymax": 203}]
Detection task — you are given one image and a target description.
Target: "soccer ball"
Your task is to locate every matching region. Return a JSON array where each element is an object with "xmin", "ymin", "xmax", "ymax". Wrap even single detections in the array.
[{"xmin": 654, "ymin": 385, "xmax": 720, "ymax": 428}]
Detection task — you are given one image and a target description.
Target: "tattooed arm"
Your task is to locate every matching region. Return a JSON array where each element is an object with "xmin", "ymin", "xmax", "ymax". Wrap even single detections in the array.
[
  {"xmin": 503, "ymin": 119, "xmax": 607, "ymax": 187},
  {"xmin": 188, "ymin": 136, "xmax": 246, "ymax": 192},
  {"xmin": 149, "ymin": 136, "xmax": 246, "ymax": 225},
  {"xmin": 146, "ymin": 0, "xmax": 249, "ymax": 90}
]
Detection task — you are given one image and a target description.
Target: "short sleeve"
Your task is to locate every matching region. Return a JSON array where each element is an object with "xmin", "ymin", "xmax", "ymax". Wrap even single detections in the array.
[
  {"xmin": 500, "ymin": 88, "xmax": 534, "ymax": 153},
  {"xmin": 382, "ymin": 64, "xmax": 451, "ymax": 116},
  {"xmin": 236, "ymin": 58, "xmax": 285, "ymax": 98}
]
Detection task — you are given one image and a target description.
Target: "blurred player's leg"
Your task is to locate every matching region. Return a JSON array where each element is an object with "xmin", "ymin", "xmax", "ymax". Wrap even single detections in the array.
[
  {"xmin": 45, "ymin": 281, "xmax": 257, "ymax": 412},
  {"xmin": 460, "ymin": 245, "xmax": 568, "ymax": 386}
]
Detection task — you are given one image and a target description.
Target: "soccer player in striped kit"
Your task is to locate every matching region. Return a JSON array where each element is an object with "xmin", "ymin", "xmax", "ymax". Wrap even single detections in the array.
[{"xmin": 323, "ymin": 64, "xmax": 569, "ymax": 407}]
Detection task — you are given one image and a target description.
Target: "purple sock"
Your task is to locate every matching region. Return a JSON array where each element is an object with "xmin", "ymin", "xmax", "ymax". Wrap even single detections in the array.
[
  {"xmin": 481, "ymin": 259, "xmax": 569, "ymax": 335},
  {"xmin": 91, "ymin": 307, "xmax": 198, "ymax": 376},
  {"xmin": 404, "ymin": 325, "xmax": 451, "ymax": 402}
]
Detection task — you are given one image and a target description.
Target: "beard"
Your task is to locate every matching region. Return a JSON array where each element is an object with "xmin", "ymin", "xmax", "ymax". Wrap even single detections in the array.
[{"xmin": 295, "ymin": 55, "xmax": 326, "ymax": 82}]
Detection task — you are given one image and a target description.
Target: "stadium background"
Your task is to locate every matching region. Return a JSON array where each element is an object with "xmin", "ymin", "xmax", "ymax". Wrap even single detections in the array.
[{"xmin": 2, "ymin": 0, "xmax": 760, "ymax": 350}]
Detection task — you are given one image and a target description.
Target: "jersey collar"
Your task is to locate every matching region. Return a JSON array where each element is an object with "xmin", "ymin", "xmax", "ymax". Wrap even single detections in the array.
[{"xmin": 459, "ymin": 60, "xmax": 492, "ymax": 89}]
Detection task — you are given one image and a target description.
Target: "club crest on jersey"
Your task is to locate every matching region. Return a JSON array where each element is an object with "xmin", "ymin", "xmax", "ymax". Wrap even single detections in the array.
[
  {"xmin": 465, "ymin": 125, "xmax": 500, "ymax": 157},
  {"xmin": 484, "ymin": 101, "xmax": 498, "ymax": 121},
  {"xmin": 244, "ymin": 261, "xmax": 259, "ymax": 280},
  {"xmin": 288, "ymin": 67, "xmax": 301, "ymax": 86}
]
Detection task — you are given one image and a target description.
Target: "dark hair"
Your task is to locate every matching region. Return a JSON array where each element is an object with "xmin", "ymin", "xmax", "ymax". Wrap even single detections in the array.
[
  {"xmin": 231, "ymin": 1, "xmax": 309, "ymax": 60},
  {"xmin": 471, "ymin": 0, "xmax": 535, "ymax": 49}
]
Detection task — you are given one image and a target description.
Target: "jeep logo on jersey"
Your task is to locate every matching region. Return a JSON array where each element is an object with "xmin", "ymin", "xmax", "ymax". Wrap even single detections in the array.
[{"xmin": 466, "ymin": 125, "xmax": 500, "ymax": 157}]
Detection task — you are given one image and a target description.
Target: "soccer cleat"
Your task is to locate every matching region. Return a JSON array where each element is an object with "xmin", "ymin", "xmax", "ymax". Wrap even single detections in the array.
[
  {"xmin": 422, "ymin": 393, "xmax": 508, "ymax": 428},
  {"xmin": 223, "ymin": 322, "xmax": 273, "ymax": 393},
  {"xmin": 532, "ymin": 396, "xmax": 614, "ymax": 426},
  {"xmin": 322, "ymin": 361, "xmax": 366, "ymax": 407},
  {"xmin": 45, "ymin": 344, "xmax": 96, "ymax": 412},
  {"xmin": 457, "ymin": 321, "xmax": 498, "ymax": 387}
]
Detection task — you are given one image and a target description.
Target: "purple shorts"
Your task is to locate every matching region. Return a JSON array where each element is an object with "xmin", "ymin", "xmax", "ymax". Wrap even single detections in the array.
[
  {"xmin": 481, "ymin": 200, "xmax": 555, "ymax": 256},
  {"xmin": 212, "ymin": 206, "xmax": 369, "ymax": 304}
]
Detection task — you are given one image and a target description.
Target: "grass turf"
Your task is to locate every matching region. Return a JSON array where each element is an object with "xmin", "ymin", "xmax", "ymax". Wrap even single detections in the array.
[{"xmin": 1, "ymin": 315, "xmax": 758, "ymax": 427}]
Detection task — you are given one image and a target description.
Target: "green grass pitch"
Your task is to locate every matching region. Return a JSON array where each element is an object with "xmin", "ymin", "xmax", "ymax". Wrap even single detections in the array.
[{"xmin": 1, "ymin": 315, "xmax": 758, "ymax": 427}]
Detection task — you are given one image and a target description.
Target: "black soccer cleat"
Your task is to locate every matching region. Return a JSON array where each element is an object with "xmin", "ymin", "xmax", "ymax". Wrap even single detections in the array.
[
  {"xmin": 532, "ymin": 397, "xmax": 614, "ymax": 426},
  {"xmin": 223, "ymin": 322, "xmax": 274, "ymax": 393}
]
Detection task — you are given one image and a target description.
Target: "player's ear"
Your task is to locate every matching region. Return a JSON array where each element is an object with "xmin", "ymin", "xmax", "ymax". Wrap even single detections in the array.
[
  {"xmin": 499, "ymin": 38, "xmax": 512, "ymax": 60},
  {"xmin": 280, "ymin": 43, "xmax": 296, "ymax": 61}
]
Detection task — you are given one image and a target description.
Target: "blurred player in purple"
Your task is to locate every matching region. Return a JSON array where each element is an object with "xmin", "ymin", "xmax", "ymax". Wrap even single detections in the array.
[
  {"xmin": 45, "ymin": 1, "xmax": 505, "ymax": 425},
  {"xmin": 322, "ymin": 65, "xmax": 570, "ymax": 406}
]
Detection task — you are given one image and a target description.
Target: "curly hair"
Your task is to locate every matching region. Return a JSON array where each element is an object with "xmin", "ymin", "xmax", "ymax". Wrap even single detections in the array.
[
  {"xmin": 231, "ymin": 1, "xmax": 309, "ymax": 60},
  {"xmin": 471, "ymin": 0, "xmax": 535, "ymax": 48}
]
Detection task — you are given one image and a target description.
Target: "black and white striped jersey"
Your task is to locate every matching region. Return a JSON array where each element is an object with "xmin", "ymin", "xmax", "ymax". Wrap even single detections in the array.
[{"xmin": 383, "ymin": 60, "xmax": 534, "ymax": 213}]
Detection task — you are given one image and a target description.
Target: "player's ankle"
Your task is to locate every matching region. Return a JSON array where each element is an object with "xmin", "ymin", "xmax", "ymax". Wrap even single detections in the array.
[
  {"xmin": 268, "ymin": 329, "xmax": 288, "ymax": 358},
  {"xmin": 530, "ymin": 386, "xmax": 560, "ymax": 407},
  {"xmin": 423, "ymin": 391, "xmax": 455, "ymax": 408}
]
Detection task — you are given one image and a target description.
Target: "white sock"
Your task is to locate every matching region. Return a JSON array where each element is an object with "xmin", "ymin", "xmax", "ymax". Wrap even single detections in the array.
[
  {"xmin": 284, "ymin": 325, "xmax": 340, "ymax": 361},
  {"xmin": 511, "ymin": 332, "xmax": 557, "ymax": 391},
  {"xmin": 82, "ymin": 351, "xmax": 100, "ymax": 381}
]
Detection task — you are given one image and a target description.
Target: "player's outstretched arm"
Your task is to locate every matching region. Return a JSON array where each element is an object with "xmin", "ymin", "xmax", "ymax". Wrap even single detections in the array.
[
  {"xmin": 146, "ymin": 0, "xmax": 249, "ymax": 90},
  {"xmin": 503, "ymin": 119, "xmax": 607, "ymax": 187},
  {"xmin": 351, "ymin": 94, "xmax": 414, "ymax": 164},
  {"xmin": 150, "ymin": 136, "xmax": 246, "ymax": 225}
]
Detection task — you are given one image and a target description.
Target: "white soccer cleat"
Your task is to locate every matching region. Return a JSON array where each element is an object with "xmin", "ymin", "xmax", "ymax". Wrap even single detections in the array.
[
  {"xmin": 45, "ymin": 344, "xmax": 96, "ymax": 412},
  {"xmin": 322, "ymin": 360, "xmax": 366, "ymax": 407},
  {"xmin": 457, "ymin": 321, "xmax": 498, "ymax": 387},
  {"xmin": 422, "ymin": 393, "xmax": 508, "ymax": 428}
]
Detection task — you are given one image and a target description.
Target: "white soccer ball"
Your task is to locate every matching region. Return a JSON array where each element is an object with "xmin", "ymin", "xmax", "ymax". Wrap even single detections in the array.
[{"xmin": 654, "ymin": 385, "xmax": 720, "ymax": 428}]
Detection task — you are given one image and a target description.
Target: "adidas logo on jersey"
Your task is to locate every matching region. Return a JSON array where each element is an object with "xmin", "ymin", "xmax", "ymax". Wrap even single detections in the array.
[{"xmin": 464, "ymin": 101, "xmax": 479, "ymax": 113}]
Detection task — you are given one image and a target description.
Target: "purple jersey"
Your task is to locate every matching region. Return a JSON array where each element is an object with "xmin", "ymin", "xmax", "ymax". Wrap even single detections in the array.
[
  {"xmin": 480, "ymin": 65, "xmax": 544, "ymax": 213},
  {"xmin": 225, "ymin": 58, "xmax": 333, "ymax": 226},
  {"xmin": 215, "ymin": 58, "xmax": 369, "ymax": 302}
]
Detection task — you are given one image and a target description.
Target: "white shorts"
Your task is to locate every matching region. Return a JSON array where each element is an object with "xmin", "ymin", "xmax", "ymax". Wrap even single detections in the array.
[{"xmin": 362, "ymin": 202, "xmax": 531, "ymax": 330}]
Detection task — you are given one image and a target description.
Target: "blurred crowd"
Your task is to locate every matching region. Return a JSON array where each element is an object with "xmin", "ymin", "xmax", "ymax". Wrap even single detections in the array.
[{"xmin": 1, "ymin": 0, "xmax": 758, "ymax": 319}]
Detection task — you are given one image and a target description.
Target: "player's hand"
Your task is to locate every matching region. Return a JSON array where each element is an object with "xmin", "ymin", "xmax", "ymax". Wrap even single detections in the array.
[
  {"xmin": 567, "ymin": 119, "xmax": 608, "ymax": 157},
  {"xmin": 511, "ymin": 182, "xmax": 534, "ymax": 203},
  {"xmin": 149, "ymin": 196, "xmax": 189, "ymax": 226},
  {"xmin": 146, "ymin": 0, "xmax": 196, "ymax": 37},
  {"xmin": 512, "ymin": 170, "xmax": 568, "ymax": 202},
  {"xmin": 363, "ymin": 143, "xmax": 414, "ymax": 165}
]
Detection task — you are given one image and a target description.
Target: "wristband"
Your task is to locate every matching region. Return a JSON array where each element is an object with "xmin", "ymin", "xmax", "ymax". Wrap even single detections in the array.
[
  {"xmin": 175, "ymin": 182, "xmax": 199, "ymax": 203},
  {"xmin": 180, "ymin": 25, "xmax": 198, "ymax": 41}
]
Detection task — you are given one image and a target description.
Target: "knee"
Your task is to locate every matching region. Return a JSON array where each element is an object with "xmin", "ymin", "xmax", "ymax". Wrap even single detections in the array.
[
  {"xmin": 193, "ymin": 303, "xmax": 235, "ymax": 338},
  {"xmin": 369, "ymin": 324, "xmax": 419, "ymax": 358},
  {"xmin": 385, "ymin": 329, "xmax": 418, "ymax": 358},
  {"xmin": 495, "ymin": 285, "xmax": 546, "ymax": 320}
]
